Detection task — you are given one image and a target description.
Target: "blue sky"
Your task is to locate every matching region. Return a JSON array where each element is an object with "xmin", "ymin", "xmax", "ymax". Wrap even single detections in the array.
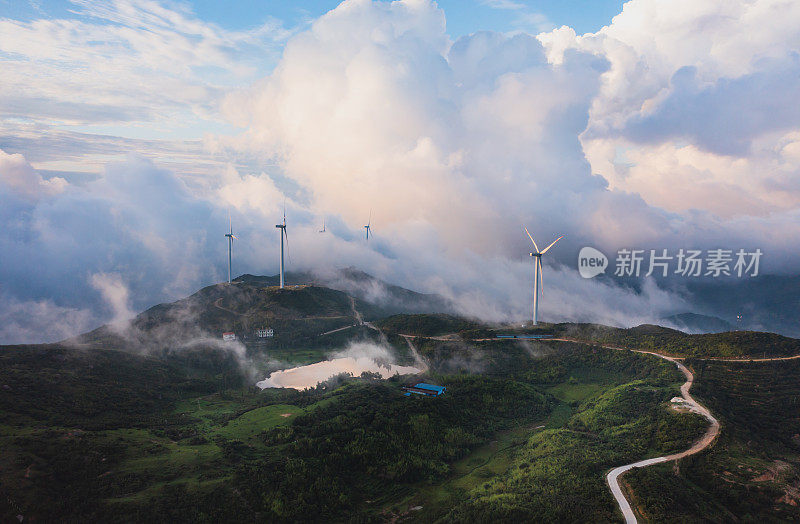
[
  {"xmin": 4, "ymin": 0, "xmax": 626, "ymax": 37},
  {"xmin": 0, "ymin": 0, "xmax": 626, "ymax": 145}
]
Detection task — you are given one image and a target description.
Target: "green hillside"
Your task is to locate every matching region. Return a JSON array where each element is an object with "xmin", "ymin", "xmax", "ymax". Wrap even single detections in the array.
[
  {"xmin": 555, "ymin": 323, "xmax": 800, "ymax": 358},
  {"xmin": 624, "ymin": 358, "xmax": 800, "ymax": 521},
  {"xmin": 0, "ymin": 334, "xmax": 707, "ymax": 522},
  {"xmin": 3, "ymin": 286, "xmax": 800, "ymax": 521},
  {"xmin": 72, "ymin": 281, "xmax": 382, "ymax": 352}
]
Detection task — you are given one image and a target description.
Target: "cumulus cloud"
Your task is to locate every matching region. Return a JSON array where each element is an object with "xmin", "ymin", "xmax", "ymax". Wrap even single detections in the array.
[
  {"xmin": 0, "ymin": 149, "xmax": 67, "ymax": 200},
  {"xmin": 542, "ymin": 0, "xmax": 800, "ymax": 249},
  {"xmin": 222, "ymin": 0, "xmax": 616, "ymax": 261},
  {"xmin": 0, "ymin": 150, "xmax": 222, "ymax": 340}
]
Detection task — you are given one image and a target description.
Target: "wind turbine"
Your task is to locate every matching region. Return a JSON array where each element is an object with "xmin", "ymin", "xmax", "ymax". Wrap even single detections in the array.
[
  {"xmin": 224, "ymin": 215, "xmax": 237, "ymax": 284},
  {"xmin": 524, "ymin": 226, "xmax": 563, "ymax": 326},
  {"xmin": 364, "ymin": 210, "xmax": 372, "ymax": 241},
  {"xmin": 319, "ymin": 217, "xmax": 326, "ymax": 233},
  {"xmin": 275, "ymin": 205, "xmax": 288, "ymax": 289}
]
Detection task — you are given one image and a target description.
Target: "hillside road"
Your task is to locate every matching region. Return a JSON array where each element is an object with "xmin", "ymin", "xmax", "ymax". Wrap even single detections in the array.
[{"xmin": 601, "ymin": 350, "xmax": 720, "ymax": 523}]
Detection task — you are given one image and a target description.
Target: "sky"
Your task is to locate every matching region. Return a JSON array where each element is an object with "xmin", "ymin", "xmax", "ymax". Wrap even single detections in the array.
[{"xmin": 1, "ymin": 0, "xmax": 799, "ymax": 343}]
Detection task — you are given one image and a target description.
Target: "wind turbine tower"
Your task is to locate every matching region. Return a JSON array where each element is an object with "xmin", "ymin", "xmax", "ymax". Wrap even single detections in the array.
[
  {"xmin": 364, "ymin": 210, "xmax": 372, "ymax": 241},
  {"xmin": 524, "ymin": 226, "xmax": 563, "ymax": 326},
  {"xmin": 224, "ymin": 217, "xmax": 237, "ymax": 284},
  {"xmin": 275, "ymin": 208, "xmax": 287, "ymax": 289}
]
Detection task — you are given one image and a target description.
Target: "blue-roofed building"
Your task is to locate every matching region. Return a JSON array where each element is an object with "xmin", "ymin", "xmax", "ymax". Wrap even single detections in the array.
[{"xmin": 402, "ymin": 382, "xmax": 446, "ymax": 397}]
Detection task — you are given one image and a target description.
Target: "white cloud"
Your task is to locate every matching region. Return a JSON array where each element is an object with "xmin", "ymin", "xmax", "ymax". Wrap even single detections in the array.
[
  {"xmin": 0, "ymin": 291, "xmax": 95, "ymax": 345},
  {"xmin": 0, "ymin": 0, "xmax": 293, "ymax": 185},
  {"xmin": 535, "ymin": 0, "xmax": 800, "ymax": 261},
  {"xmin": 90, "ymin": 272, "xmax": 135, "ymax": 327},
  {"xmin": 0, "ymin": 0, "xmax": 290, "ymax": 126},
  {"xmin": 0, "ymin": 149, "xmax": 67, "ymax": 200}
]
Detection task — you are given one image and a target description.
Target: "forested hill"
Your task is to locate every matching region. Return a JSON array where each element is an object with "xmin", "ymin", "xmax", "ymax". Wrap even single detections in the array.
[
  {"xmin": 68, "ymin": 281, "xmax": 382, "ymax": 351},
  {"xmin": 555, "ymin": 323, "xmax": 800, "ymax": 358},
  {"xmin": 237, "ymin": 267, "xmax": 455, "ymax": 315},
  {"xmin": 369, "ymin": 314, "xmax": 800, "ymax": 359},
  {"xmin": 67, "ymin": 269, "xmax": 454, "ymax": 352}
]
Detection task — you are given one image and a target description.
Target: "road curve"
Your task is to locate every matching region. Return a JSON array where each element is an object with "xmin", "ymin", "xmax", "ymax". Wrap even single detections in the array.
[
  {"xmin": 392, "ymin": 333, "xmax": 726, "ymax": 522},
  {"xmin": 603, "ymin": 351, "xmax": 720, "ymax": 523}
]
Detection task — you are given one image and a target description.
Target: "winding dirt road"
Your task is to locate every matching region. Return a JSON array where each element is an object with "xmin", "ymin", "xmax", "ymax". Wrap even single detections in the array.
[
  {"xmin": 604, "ymin": 352, "xmax": 719, "ymax": 523},
  {"xmin": 362, "ymin": 333, "xmax": 800, "ymax": 521},
  {"xmin": 397, "ymin": 334, "xmax": 724, "ymax": 522}
]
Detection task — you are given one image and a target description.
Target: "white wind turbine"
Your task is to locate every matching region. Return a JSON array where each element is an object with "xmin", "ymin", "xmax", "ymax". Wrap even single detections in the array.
[
  {"xmin": 524, "ymin": 226, "xmax": 563, "ymax": 326},
  {"xmin": 364, "ymin": 210, "xmax": 372, "ymax": 241},
  {"xmin": 275, "ymin": 205, "xmax": 288, "ymax": 289},
  {"xmin": 224, "ymin": 215, "xmax": 238, "ymax": 284}
]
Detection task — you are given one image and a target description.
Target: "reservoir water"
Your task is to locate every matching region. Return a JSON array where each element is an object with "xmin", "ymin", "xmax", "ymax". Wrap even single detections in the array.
[{"xmin": 256, "ymin": 356, "xmax": 422, "ymax": 390}]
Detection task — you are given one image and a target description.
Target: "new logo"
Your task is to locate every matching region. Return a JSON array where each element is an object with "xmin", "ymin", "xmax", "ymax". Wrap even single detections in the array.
[{"xmin": 578, "ymin": 247, "xmax": 608, "ymax": 278}]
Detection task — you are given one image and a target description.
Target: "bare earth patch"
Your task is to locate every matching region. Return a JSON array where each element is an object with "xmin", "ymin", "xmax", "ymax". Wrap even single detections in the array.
[{"xmin": 280, "ymin": 413, "xmax": 293, "ymax": 418}]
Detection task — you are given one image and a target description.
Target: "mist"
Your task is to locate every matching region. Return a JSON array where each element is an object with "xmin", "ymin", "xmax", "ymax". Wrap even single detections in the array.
[{"xmin": 256, "ymin": 341, "xmax": 423, "ymax": 390}]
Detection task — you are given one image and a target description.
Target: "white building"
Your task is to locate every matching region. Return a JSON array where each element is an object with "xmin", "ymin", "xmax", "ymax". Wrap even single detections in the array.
[
  {"xmin": 222, "ymin": 332, "xmax": 236, "ymax": 341},
  {"xmin": 256, "ymin": 328, "xmax": 274, "ymax": 338},
  {"xmin": 670, "ymin": 397, "xmax": 685, "ymax": 404}
]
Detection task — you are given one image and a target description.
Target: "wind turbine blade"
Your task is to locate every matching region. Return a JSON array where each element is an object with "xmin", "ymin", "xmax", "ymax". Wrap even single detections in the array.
[
  {"xmin": 284, "ymin": 228, "xmax": 294, "ymax": 264},
  {"xmin": 538, "ymin": 257, "xmax": 543, "ymax": 295},
  {"xmin": 231, "ymin": 235, "xmax": 238, "ymax": 240},
  {"xmin": 524, "ymin": 226, "xmax": 539, "ymax": 252},
  {"xmin": 540, "ymin": 235, "xmax": 563, "ymax": 254}
]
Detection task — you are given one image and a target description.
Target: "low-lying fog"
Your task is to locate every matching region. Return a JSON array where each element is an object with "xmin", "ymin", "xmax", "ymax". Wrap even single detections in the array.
[{"xmin": 256, "ymin": 341, "xmax": 422, "ymax": 390}]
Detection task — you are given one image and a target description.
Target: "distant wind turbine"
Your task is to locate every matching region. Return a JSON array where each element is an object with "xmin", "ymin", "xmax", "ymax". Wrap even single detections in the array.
[
  {"xmin": 364, "ymin": 210, "xmax": 372, "ymax": 241},
  {"xmin": 224, "ymin": 215, "xmax": 238, "ymax": 284},
  {"xmin": 524, "ymin": 226, "xmax": 563, "ymax": 326},
  {"xmin": 319, "ymin": 217, "xmax": 326, "ymax": 233},
  {"xmin": 275, "ymin": 205, "xmax": 288, "ymax": 289}
]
